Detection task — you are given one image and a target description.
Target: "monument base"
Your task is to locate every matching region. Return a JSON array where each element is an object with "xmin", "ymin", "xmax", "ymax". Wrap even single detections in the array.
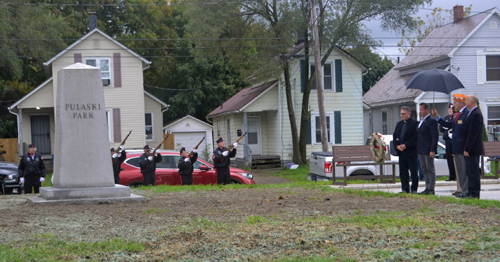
[{"xmin": 27, "ymin": 185, "xmax": 146, "ymax": 205}]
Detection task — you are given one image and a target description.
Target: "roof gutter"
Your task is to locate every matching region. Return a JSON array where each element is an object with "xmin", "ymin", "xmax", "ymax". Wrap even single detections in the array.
[{"xmin": 206, "ymin": 110, "xmax": 240, "ymax": 120}]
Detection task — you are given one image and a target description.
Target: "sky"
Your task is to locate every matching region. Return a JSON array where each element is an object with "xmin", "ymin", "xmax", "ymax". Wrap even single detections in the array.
[{"xmin": 366, "ymin": 0, "xmax": 497, "ymax": 62}]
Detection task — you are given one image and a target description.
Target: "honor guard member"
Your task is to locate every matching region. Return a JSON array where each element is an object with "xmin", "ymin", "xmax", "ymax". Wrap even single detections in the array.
[
  {"xmin": 178, "ymin": 147, "xmax": 198, "ymax": 185},
  {"xmin": 212, "ymin": 138, "xmax": 237, "ymax": 185},
  {"xmin": 18, "ymin": 144, "xmax": 46, "ymax": 194},
  {"xmin": 139, "ymin": 145, "xmax": 162, "ymax": 186},
  {"xmin": 111, "ymin": 146, "xmax": 126, "ymax": 184}
]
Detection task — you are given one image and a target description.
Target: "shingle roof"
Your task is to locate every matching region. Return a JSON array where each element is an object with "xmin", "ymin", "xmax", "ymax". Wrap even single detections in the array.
[
  {"xmin": 364, "ymin": 8, "xmax": 496, "ymax": 106},
  {"xmin": 206, "ymin": 80, "xmax": 278, "ymax": 118}
]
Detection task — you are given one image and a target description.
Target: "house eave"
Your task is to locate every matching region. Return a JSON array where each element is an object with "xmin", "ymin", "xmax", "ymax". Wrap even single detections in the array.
[
  {"xmin": 9, "ymin": 77, "xmax": 53, "ymax": 109},
  {"xmin": 163, "ymin": 115, "xmax": 212, "ymax": 130}
]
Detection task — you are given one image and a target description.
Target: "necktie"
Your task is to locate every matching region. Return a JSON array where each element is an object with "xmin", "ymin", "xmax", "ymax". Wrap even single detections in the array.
[
  {"xmin": 400, "ymin": 121, "xmax": 407, "ymax": 143},
  {"xmin": 454, "ymin": 112, "xmax": 460, "ymax": 125}
]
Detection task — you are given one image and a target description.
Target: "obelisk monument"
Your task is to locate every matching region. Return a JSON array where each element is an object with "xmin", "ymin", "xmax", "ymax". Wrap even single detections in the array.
[{"xmin": 29, "ymin": 63, "xmax": 144, "ymax": 204}]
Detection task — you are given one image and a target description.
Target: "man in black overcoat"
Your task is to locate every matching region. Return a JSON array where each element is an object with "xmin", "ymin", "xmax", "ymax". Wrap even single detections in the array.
[
  {"xmin": 393, "ymin": 106, "xmax": 419, "ymax": 193},
  {"xmin": 212, "ymin": 138, "xmax": 237, "ymax": 185}
]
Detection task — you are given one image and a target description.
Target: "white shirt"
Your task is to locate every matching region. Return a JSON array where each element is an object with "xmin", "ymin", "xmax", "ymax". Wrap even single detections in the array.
[
  {"xmin": 418, "ymin": 114, "xmax": 430, "ymax": 128},
  {"xmin": 467, "ymin": 106, "xmax": 477, "ymax": 117}
]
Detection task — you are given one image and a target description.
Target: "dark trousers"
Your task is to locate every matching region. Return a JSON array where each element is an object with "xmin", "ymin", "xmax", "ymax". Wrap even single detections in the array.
[
  {"xmin": 143, "ymin": 172, "xmax": 156, "ymax": 186},
  {"xmin": 114, "ymin": 173, "xmax": 120, "ymax": 184},
  {"xmin": 181, "ymin": 174, "xmax": 193, "ymax": 185},
  {"xmin": 465, "ymin": 156, "xmax": 481, "ymax": 198},
  {"xmin": 445, "ymin": 140, "xmax": 456, "ymax": 180},
  {"xmin": 24, "ymin": 178, "xmax": 41, "ymax": 194},
  {"xmin": 216, "ymin": 167, "xmax": 231, "ymax": 185},
  {"xmin": 399, "ymin": 152, "xmax": 418, "ymax": 193}
]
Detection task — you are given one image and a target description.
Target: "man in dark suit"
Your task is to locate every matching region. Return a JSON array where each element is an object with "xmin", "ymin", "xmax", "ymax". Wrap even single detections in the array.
[
  {"xmin": 432, "ymin": 94, "xmax": 470, "ymax": 197},
  {"xmin": 417, "ymin": 103, "xmax": 438, "ymax": 195},
  {"xmin": 460, "ymin": 95, "xmax": 485, "ymax": 198},
  {"xmin": 393, "ymin": 106, "xmax": 419, "ymax": 193}
]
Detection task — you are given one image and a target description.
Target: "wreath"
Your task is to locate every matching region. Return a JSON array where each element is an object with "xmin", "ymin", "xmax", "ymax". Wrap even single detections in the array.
[{"xmin": 370, "ymin": 132, "xmax": 387, "ymax": 165}]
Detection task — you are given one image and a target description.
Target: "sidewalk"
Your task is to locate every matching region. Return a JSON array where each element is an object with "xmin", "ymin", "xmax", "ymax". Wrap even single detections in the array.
[{"xmin": 328, "ymin": 180, "xmax": 500, "ymax": 200}]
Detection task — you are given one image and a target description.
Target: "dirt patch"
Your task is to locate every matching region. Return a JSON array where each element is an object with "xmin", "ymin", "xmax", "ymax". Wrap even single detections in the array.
[
  {"xmin": 251, "ymin": 170, "xmax": 291, "ymax": 185},
  {"xmin": 2, "ymin": 188, "xmax": 500, "ymax": 261}
]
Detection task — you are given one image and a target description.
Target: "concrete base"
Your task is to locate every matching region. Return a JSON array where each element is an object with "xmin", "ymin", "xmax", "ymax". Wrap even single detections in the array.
[{"xmin": 27, "ymin": 193, "xmax": 146, "ymax": 205}]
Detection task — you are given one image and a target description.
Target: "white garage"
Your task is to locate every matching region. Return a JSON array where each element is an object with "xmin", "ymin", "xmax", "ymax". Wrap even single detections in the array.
[{"xmin": 163, "ymin": 115, "xmax": 213, "ymax": 160}]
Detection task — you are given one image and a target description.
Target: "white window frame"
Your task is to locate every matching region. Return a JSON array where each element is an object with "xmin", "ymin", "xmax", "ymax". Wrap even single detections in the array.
[
  {"xmin": 486, "ymin": 104, "xmax": 500, "ymax": 126},
  {"xmin": 106, "ymin": 110, "xmax": 112, "ymax": 142},
  {"xmin": 485, "ymin": 54, "xmax": 500, "ymax": 83},
  {"xmin": 217, "ymin": 120, "xmax": 220, "ymax": 138},
  {"xmin": 309, "ymin": 61, "xmax": 334, "ymax": 91},
  {"xmin": 145, "ymin": 112, "xmax": 154, "ymax": 141},
  {"xmin": 84, "ymin": 57, "xmax": 112, "ymax": 83},
  {"xmin": 310, "ymin": 112, "xmax": 334, "ymax": 145},
  {"xmin": 226, "ymin": 119, "xmax": 231, "ymax": 143}
]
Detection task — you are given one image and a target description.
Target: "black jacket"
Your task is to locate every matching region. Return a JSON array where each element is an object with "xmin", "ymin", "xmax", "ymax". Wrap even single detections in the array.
[
  {"xmin": 417, "ymin": 115, "xmax": 438, "ymax": 155},
  {"xmin": 213, "ymin": 147, "xmax": 236, "ymax": 168},
  {"xmin": 178, "ymin": 152, "xmax": 198, "ymax": 176},
  {"xmin": 18, "ymin": 152, "xmax": 46, "ymax": 178},
  {"xmin": 439, "ymin": 115, "xmax": 454, "ymax": 141},
  {"xmin": 438, "ymin": 107, "xmax": 469, "ymax": 155},
  {"xmin": 460, "ymin": 107, "xmax": 485, "ymax": 156},
  {"xmin": 139, "ymin": 153, "xmax": 162, "ymax": 174},
  {"xmin": 393, "ymin": 118, "xmax": 419, "ymax": 158},
  {"xmin": 112, "ymin": 150, "xmax": 126, "ymax": 176}
]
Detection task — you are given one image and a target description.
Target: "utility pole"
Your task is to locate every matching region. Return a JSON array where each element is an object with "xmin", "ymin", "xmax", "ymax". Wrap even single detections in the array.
[{"xmin": 310, "ymin": 0, "xmax": 328, "ymax": 152}]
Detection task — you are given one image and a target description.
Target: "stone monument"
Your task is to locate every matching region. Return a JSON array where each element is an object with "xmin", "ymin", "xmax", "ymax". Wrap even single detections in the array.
[{"xmin": 28, "ymin": 63, "xmax": 144, "ymax": 204}]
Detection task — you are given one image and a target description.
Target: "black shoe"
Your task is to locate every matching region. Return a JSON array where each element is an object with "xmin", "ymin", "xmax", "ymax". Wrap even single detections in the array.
[
  {"xmin": 410, "ymin": 190, "xmax": 417, "ymax": 194},
  {"xmin": 428, "ymin": 191, "xmax": 435, "ymax": 195},
  {"xmin": 452, "ymin": 191, "xmax": 462, "ymax": 196},
  {"xmin": 445, "ymin": 179, "xmax": 456, "ymax": 182},
  {"xmin": 456, "ymin": 193, "xmax": 470, "ymax": 198},
  {"xmin": 418, "ymin": 190, "xmax": 429, "ymax": 195},
  {"xmin": 398, "ymin": 191, "xmax": 408, "ymax": 194}
]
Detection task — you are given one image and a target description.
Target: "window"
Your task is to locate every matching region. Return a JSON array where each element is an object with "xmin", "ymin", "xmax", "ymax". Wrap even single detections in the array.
[
  {"xmin": 382, "ymin": 111, "xmax": 388, "ymax": 135},
  {"xmin": 85, "ymin": 57, "xmax": 111, "ymax": 84},
  {"xmin": 145, "ymin": 113, "xmax": 153, "ymax": 140},
  {"xmin": 106, "ymin": 110, "xmax": 112, "ymax": 142},
  {"xmin": 217, "ymin": 120, "xmax": 220, "ymax": 137},
  {"xmin": 486, "ymin": 56, "xmax": 500, "ymax": 81},
  {"xmin": 226, "ymin": 119, "xmax": 231, "ymax": 143},
  {"xmin": 310, "ymin": 62, "xmax": 333, "ymax": 90},
  {"xmin": 488, "ymin": 106, "xmax": 500, "ymax": 125},
  {"xmin": 311, "ymin": 113, "xmax": 333, "ymax": 144}
]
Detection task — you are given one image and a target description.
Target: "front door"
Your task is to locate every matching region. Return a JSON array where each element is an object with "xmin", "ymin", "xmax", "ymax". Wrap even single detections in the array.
[
  {"xmin": 30, "ymin": 115, "xmax": 50, "ymax": 154},
  {"xmin": 247, "ymin": 117, "xmax": 262, "ymax": 156}
]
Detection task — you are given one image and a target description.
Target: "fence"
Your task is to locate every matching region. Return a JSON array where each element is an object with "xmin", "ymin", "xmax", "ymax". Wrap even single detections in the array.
[
  {"xmin": 0, "ymin": 138, "xmax": 19, "ymax": 163},
  {"xmin": 163, "ymin": 133, "xmax": 175, "ymax": 150}
]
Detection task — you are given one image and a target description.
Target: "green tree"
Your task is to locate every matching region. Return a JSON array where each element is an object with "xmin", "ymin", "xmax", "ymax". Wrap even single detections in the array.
[{"xmin": 346, "ymin": 46, "xmax": 394, "ymax": 94}]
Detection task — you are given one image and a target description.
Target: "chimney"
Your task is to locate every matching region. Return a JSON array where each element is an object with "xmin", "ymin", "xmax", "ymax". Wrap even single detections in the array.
[
  {"xmin": 88, "ymin": 12, "xmax": 97, "ymax": 31},
  {"xmin": 453, "ymin": 5, "xmax": 464, "ymax": 23}
]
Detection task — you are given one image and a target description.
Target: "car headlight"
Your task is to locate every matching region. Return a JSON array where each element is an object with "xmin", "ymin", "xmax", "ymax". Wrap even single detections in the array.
[
  {"xmin": 6, "ymin": 174, "xmax": 16, "ymax": 183},
  {"xmin": 238, "ymin": 172, "xmax": 253, "ymax": 179}
]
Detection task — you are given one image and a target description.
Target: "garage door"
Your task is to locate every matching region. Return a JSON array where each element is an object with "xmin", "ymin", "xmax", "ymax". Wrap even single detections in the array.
[{"xmin": 174, "ymin": 132, "xmax": 208, "ymax": 159}]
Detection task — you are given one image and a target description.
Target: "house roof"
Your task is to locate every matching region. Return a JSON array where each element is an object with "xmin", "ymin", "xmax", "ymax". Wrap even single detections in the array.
[
  {"xmin": 291, "ymin": 42, "xmax": 368, "ymax": 70},
  {"xmin": 144, "ymin": 90, "xmax": 169, "ymax": 109},
  {"xmin": 163, "ymin": 115, "xmax": 212, "ymax": 130},
  {"xmin": 43, "ymin": 28, "xmax": 151, "ymax": 69},
  {"xmin": 394, "ymin": 8, "xmax": 496, "ymax": 70},
  {"xmin": 206, "ymin": 80, "xmax": 278, "ymax": 118},
  {"xmin": 8, "ymin": 77, "xmax": 53, "ymax": 110},
  {"xmin": 364, "ymin": 8, "xmax": 498, "ymax": 107}
]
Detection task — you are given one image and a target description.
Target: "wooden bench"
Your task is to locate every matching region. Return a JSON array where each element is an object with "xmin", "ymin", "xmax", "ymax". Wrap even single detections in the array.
[
  {"xmin": 481, "ymin": 142, "xmax": 500, "ymax": 179},
  {"xmin": 332, "ymin": 145, "xmax": 397, "ymax": 186}
]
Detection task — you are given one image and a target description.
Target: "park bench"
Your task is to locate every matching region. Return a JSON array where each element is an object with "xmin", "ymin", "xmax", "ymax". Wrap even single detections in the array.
[
  {"xmin": 332, "ymin": 145, "xmax": 397, "ymax": 186},
  {"xmin": 481, "ymin": 142, "xmax": 500, "ymax": 179}
]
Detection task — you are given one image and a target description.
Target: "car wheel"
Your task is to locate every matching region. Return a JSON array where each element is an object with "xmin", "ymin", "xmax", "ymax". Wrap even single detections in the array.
[{"xmin": 230, "ymin": 179, "xmax": 242, "ymax": 184}]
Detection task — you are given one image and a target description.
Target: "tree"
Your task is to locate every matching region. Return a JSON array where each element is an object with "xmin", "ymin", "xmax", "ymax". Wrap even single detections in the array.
[
  {"xmin": 398, "ymin": 5, "xmax": 472, "ymax": 55},
  {"xmin": 346, "ymin": 45, "xmax": 394, "ymax": 94}
]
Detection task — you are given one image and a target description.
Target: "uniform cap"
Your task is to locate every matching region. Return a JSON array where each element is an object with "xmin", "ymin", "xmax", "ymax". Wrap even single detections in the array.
[
  {"xmin": 180, "ymin": 147, "xmax": 186, "ymax": 154},
  {"xmin": 110, "ymin": 148, "xmax": 115, "ymax": 152},
  {"xmin": 453, "ymin": 94, "xmax": 467, "ymax": 102},
  {"xmin": 28, "ymin": 144, "xmax": 36, "ymax": 148},
  {"xmin": 216, "ymin": 137, "xmax": 223, "ymax": 143},
  {"xmin": 448, "ymin": 103, "xmax": 454, "ymax": 108},
  {"xmin": 143, "ymin": 145, "xmax": 150, "ymax": 149}
]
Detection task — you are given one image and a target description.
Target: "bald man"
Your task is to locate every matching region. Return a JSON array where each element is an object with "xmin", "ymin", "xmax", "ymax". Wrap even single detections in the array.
[{"xmin": 460, "ymin": 95, "xmax": 485, "ymax": 199}]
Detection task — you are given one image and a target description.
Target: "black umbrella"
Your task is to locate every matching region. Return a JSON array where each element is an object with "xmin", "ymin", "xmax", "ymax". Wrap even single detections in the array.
[{"xmin": 405, "ymin": 68, "xmax": 465, "ymax": 107}]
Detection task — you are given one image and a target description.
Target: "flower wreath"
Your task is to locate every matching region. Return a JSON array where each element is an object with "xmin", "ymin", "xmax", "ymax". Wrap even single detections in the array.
[{"xmin": 370, "ymin": 132, "xmax": 387, "ymax": 165}]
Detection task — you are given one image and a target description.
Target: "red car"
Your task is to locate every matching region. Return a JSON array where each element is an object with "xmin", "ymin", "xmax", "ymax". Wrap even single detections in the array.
[{"xmin": 119, "ymin": 150, "xmax": 255, "ymax": 186}]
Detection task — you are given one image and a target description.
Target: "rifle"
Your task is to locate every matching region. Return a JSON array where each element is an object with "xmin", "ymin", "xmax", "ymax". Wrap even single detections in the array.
[
  {"xmin": 188, "ymin": 137, "xmax": 205, "ymax": 158},
  {"xmin": 221, "ymin": 132, "xmax": 247, "ymax": 161},
  {"xmin": 112, "ymin": 130, "xmax": 132, "ymax": 165},
  {"xmin": 146, "ymin": 132, "xmax": 170, "ymax": 168}
]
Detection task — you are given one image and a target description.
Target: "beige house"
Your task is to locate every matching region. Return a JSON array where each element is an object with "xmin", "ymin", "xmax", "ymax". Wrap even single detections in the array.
[{"xmin": 8, "ymin": 26, "xmax": 168, "ymax": 159}]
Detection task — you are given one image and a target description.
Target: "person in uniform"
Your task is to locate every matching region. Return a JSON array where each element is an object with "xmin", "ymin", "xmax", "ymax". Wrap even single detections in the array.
[
  {"xmin": 178, "ymin": 147, "xmax": 198, "ymax": 185},
  {"xmin": 18, "ymin": 144, "xmax": 46, "ymax": 194},
  {"xmin": 139, "ymin": 145, "xmax": 162, "ymax": 186},
  {"xmin": 111, "ymin": 145, "xmax": 126, "ymax": 184},
  {"xmin": 212, "ymin": 138, "xmax": 237, "ymax": 185},
  {"xmin": 439, "ymin": 104, "xmax": 457, "ymax": 182}
]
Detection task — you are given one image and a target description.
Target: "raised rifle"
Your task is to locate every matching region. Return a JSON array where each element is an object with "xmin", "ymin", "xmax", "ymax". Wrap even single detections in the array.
[
  {"xmin": 146, "ymin": 132, "xmax": 170, "ymax": 168},
  {"xmin": 221, "ymin": 132, "xmax": 247, "ymax": 161},
  {"xmin": 188, "ymin": 137, "xmax": 205, "ymax": 158},
  {"xmin": 112, "ymin": 130, "xmax": 132, "ymax": 165}
]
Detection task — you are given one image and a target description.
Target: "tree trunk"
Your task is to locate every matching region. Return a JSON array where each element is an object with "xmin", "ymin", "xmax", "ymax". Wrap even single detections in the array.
[
  {"xmin": 298, "ymin": 35, "xmax": 311, "ymax": 164},
  {"xmin": 283, "ymin": 61, "xmax": 301, "ymax": 163},
  {"xmin": 310, "ymin": 0, "xmax": 328, "ymax": 152}
]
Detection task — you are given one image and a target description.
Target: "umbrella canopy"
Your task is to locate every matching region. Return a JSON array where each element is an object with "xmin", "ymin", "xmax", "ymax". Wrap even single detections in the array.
[{"xmin": 405, "ymin": 68, "xmax": 465, "ymax": 94}]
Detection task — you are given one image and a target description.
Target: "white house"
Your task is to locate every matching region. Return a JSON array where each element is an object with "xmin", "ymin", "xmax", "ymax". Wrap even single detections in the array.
[
  {"xmin": 207, "ymin": 45, "xmax": 368, "ymax": 166},
  {"xmin": 163, "ymin": 115, "xmax": 213, "ymax": 160},
  {"xmin": 8, "ymin": 16, "xmax": 169, "ymax": 160},
  {"xmin": 363, "ymin": 6, "xmax": 500, "ymax": 141}
]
